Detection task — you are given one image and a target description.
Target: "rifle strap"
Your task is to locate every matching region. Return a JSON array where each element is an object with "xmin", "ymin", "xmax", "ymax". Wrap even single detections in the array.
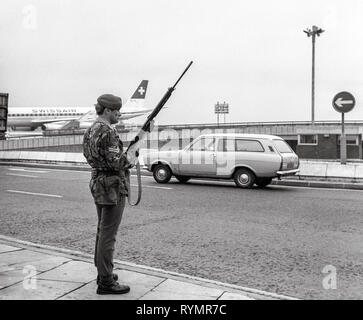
[{"xmin": 126, "ymin": 159, "xmax": 142, "ymax": 206}]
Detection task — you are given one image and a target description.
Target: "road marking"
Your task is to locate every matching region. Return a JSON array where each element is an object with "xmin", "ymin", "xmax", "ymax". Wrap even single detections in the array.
[
  {"xmin": 130, "ymin": 184, "xmax": 172, "ymax": 190},
  {"xmin": 271, "ymin": 184, "xmax": 363, "ymax": 192},
  {"xmin": 6, "ymin": 173, "xmax": 38, "ymax": 178},
  {"xmin": 6, "ymin": 190, "xmax": 63, "ymax": 198},
  {"xmin": 8, "ymin": 168, "xmax": 48, "ymax": 173}
]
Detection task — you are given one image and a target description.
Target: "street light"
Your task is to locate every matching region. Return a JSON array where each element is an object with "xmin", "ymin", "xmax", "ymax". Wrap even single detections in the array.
[{"xmin": 303, "ymin": 25, "xmax": 324, "ymax": 125}]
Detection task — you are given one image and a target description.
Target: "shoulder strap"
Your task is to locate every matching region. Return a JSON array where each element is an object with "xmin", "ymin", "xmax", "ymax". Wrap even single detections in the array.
[{"xmin": 126, "ymin": 159, "xmax": 142, "ymax": 206}]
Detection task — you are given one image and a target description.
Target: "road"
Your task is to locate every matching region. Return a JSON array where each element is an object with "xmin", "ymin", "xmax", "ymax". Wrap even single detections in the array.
[{"xmin": 0, "ymin": 164, "xmax": 362, "ymax": 299}]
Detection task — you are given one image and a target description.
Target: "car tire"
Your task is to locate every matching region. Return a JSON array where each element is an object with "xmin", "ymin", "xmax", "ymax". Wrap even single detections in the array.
[
  {"xmin": 175, "ymin": 175, "xmax": 190, "ymax": 183},
  {"xmin": 153, "ymin": 164, "xmax": 172, "ymax": 184},
  {"xmin": 255, "ymin": 177, "xmax": 272, "ymax": 188},
  {"xmin": 233, "ymin": 168, "xmax": 255, "ymax": 188}
]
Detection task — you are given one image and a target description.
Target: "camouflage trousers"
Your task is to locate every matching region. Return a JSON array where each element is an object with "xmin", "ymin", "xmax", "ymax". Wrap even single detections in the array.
[{"xmin": 94, "ymin": 195, "xmax": 126, "ymax": 283}]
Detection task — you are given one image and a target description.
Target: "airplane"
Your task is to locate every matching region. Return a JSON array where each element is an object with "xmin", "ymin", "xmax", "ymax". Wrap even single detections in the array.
[{"xmin": 6, "ymin": 80, "xmax": 151, "ymax": 131}]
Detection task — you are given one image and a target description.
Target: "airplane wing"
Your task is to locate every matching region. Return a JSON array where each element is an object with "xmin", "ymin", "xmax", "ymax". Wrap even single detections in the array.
[{"xmin": 78, "ymin": 110, "xmax": 96, "ymax": 122}]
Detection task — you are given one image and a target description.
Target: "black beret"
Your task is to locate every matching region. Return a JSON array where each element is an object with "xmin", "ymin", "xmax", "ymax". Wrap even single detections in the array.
[{"xmin": 96, "ymin": 94, "xmax": 122, "ymax": 110}]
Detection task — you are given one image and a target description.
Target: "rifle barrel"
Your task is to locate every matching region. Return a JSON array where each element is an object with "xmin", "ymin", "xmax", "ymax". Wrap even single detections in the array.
[{"xmin": 172, "ymin": 61, "xmax": 193, "ymax": 89}]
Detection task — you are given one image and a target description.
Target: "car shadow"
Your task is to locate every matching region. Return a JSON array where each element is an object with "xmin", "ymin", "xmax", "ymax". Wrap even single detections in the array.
[{"xmin": 167, "ymin": 179, "xmax": 294, "ymax": 192}]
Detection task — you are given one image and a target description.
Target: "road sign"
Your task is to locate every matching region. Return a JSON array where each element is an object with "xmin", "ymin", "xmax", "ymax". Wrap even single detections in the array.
[
  {"xmin": 332, "ymin": 91, "xmax": 355, "ymax": 113},
  {"xmin": 214, "ymin": 102, "xmax": 229, "ymax": 114}
]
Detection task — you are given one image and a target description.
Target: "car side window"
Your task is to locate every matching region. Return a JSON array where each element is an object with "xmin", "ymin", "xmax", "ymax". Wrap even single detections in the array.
[
  {"xmin": 218, "ymin": 138, "xmax": 235, "ymax": 152},
  {"xmin": 190, "ymin": 137, "xmax": 215, "ymax": 151},
  {"xmin": 235, "ymin": 139, "xmax": 264, "ymax": 152}
]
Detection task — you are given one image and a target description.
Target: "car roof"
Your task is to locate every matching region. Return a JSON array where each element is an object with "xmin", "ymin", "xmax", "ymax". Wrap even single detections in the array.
[{"xmin": 199, "ymin": 133, "xmax": 284, "ymax": 140}]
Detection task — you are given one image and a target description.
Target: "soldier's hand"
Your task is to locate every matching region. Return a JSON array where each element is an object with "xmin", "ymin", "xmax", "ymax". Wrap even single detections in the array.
[{"xmin": 125, "ymin": 150, "xmax": 139, "ymax": 168}]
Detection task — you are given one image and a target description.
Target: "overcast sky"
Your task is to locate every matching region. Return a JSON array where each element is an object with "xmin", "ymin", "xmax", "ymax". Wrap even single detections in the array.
[{"xmin": 1, "ymin": 0, "xmax": 363, "ymax": 124}]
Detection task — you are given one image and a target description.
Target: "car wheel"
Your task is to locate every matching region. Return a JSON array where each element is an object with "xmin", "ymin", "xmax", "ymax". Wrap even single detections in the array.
[
  {"xmin": 153, "ymin": 164, "xmax": 172, "ymax": 184},
  {"xmin": 233, "ymin": 168, "xmax": 255, "ymax": 188},
  {"xmin": 175, "ymin": 175, "xmax": 190, "ymax": 183},
  {"xmin": 255, "ymin": 177, "xmax": 272, "ymax": 188}
]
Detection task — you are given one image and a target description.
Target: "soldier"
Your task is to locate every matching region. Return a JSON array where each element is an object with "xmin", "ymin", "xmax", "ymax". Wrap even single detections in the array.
[{"xmin": 83, "ymin": 93, "xmax": 131, "ymax": 295}]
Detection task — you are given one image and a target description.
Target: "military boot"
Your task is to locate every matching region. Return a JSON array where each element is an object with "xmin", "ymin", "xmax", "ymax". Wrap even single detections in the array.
[{"xmin": 97, "ymin": 281, "xmax": 130, "ymax": 295}]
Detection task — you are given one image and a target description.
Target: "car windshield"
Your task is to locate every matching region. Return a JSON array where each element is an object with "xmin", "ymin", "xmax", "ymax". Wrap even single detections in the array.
[{"xmin": 273, "ymin": 139, "xmax": 293, "ymax": 153}]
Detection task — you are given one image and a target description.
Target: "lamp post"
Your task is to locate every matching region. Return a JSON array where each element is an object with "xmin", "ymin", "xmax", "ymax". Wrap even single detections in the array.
[{"xmin": 303, "ymin": 25, "xmax": 324, "ymax": 125}]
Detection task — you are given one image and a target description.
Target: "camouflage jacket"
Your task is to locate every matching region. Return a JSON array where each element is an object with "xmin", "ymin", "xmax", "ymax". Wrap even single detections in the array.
[{"xmin": 83, "ymin": 117, "xmax": 129, "ymax": 205}]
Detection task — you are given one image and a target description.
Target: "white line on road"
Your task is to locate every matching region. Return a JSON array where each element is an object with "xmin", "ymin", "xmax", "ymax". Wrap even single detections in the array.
[
  {"xmin": 6, "ymin": 173, "xmax": 38, "ymax": 178},
  {"xmin": 130, "ymin": 184, "xmax": 172, "ymax": 190},
  {"xmin": 7, "ymin": 168, "xmax": 49, "ymax": 173},
  {"xmin": 6, "ymin": 190, "xmax": 63, "ymax": 198},
  {"xmin": 271, "ymin": 184, "xmax": 363, "ymax": 192}
]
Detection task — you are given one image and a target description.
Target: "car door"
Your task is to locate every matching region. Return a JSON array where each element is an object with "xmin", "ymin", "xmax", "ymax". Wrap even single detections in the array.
[{"xmin": 178, "ymin": 136, "xmax": 217, "ymax": 176}]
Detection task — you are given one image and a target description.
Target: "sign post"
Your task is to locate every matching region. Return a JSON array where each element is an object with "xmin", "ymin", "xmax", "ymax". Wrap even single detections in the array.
[
  {"xmin": 332, "ymin": 91, "xmax": 355, "ymax": 165},
  {"xmin": 0, "ymin": 93, "xmax": 9, "ymax": 140}
]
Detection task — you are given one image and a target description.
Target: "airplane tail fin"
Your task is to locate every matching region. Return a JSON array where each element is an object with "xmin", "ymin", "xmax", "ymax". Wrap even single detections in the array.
[
  {"xmin": 130, "ymin": 80, "xmax": 148, "ymax": 100},
  {"xmin": 123, "ymin": 80, "xmax": 149, "ymax": 111}
]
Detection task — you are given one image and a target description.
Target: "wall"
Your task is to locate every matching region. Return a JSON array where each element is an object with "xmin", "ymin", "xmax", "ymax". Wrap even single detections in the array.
[{"xmin": 296, "ymin": 134, "xmax": 338, "ymax": 159}]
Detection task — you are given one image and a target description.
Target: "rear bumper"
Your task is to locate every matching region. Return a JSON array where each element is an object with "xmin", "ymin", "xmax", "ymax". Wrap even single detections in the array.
[{"xmin": 276, "ymin": 169, "xmax": 300, "ymax": 176}]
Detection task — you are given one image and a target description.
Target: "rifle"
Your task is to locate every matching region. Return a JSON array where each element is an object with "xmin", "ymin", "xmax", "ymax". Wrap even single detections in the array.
[
  {"xmin": 125, "ymin": 61, "xmax": 193, "ymax": 205},
  {"xmin": 126, "ymin": 61, "xmax": 193, "ymax": 164}
]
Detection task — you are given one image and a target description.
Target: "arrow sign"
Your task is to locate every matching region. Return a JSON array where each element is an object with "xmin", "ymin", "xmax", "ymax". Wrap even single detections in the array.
[
  {"xmin": 335, "ymin": 97, "xmax": 354, "ymax": 108},
  {"xmin": 332, "ymin": 91, "xmax": 355, "ymax": 113}
]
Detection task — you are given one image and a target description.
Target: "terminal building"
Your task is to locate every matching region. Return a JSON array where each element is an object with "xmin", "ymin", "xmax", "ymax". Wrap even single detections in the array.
[
  {"xmin": 142, "ymin": 121, "xmax": 363, "ymax": 160},
  {"xmin": 1, "ymin": 120, "xmax": 363, "ymax": 160}
]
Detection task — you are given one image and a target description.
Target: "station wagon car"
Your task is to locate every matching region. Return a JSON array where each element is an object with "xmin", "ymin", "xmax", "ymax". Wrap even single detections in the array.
[{"xmin": 144, "ymin": 133, "xmax": 299, "ymax": 188}]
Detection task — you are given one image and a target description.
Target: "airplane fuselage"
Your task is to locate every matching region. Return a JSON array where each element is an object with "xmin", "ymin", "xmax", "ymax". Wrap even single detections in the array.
[{"xmin": 7, "ymin": 107, "xmax": 93, "ymax": 130}]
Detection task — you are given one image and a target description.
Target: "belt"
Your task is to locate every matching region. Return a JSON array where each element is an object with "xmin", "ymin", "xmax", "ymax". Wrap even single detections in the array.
[{"xmin": 91, "ymin": 168, "xmax": 119, "ymax": 177}]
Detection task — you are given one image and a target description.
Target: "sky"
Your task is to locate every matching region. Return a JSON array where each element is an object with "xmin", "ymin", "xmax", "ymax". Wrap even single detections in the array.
[{"xmin": 1, "ymin": 0, "xmax": 363, "ymax": 125}]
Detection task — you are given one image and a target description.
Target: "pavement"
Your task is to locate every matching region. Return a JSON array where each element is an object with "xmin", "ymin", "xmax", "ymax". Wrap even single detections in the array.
[{"xmin": 0, "ymin": 235, "xmax": 296, "ymax": 300}]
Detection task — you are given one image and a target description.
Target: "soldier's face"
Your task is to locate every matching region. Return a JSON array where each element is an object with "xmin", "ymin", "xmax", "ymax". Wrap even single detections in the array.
[{"xmin": 107, "ymin": 109, "xmax": 121, "ymax": 124}]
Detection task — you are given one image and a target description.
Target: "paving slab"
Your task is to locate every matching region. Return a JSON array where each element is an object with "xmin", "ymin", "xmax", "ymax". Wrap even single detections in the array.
[
  {"xmin": 0, "ymin": 268, "xmax": 28, "ymax": 289},
  {"xmin": 218, "ymin": 292, "xmax": 254, "ymax": 300},
  {"xmin": 60, "ymin": 269, "xmax": 165, "ymax": 300},
  {"xmin": 0, "ymin": 250, "xmax": 70, "ymax": 272},
  {"xmin": 0, "ymin": 244, "xmax": 22, "ymax": 254},
  {"xmin": 37, "ymin": 260, "xmax": 96, "ymax": 283},
  {"xmin": 140, "ymin": 279, "xmax": 223, "ymax": 300},
  {"xmin": 0, "ymin": 279, "xmax": 84, "ymax": 300}
]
